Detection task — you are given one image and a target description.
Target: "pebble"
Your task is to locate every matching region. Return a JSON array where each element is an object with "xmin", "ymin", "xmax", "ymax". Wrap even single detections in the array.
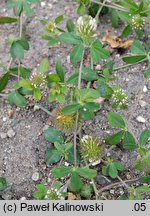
[
  {"xmin": 64, "ymin": 162, "xmax": 69, "ymax": 167},
  {"xmin": 20, "ymin": 197, "xmax": 26, "ymax": 200},
  {"xmin": 95, "ymin": 64, "xmax": 101, "ymax": 70},
  {"xmin": 136, "ymin": 116, "xmax": 146, "ymax": 123},
  {"xmin": 143, "ymin": 85, "xmax": 148, "ymax": 93},
  {"xmin": 0, "ymin": 132, "xmax": 7, "ymax": 139},
  {"xmin": 3, "ymin": 117, "xmax": 7, "ymax": 122},
  {"xmin": 110, "ymin": 189, "xmax": 115, "ymax": 195},
  {"xmin": 32, "ymin": 172, "xmax": 40, "ymax": 181},
  {"xmin": 91, "ymin": 159, "xmax": 101, "ymax": 166},
  {"xmin": 139, "ymin": 100, "xmax": 147, "ymax": 107},
  {"xmin": 7, "ymin": 128, "xmax": 16, "ymax": 138},
  {"xmin": 41, "ymin": 2, "xmax": 46, "ymax": 7},
  {"xmin": 48, "ymin": 3, "xmax": 53, "ymax": 9},
  {"xmin": 95, "ymin": 175, "xmax": 111, "ymax": 186}
]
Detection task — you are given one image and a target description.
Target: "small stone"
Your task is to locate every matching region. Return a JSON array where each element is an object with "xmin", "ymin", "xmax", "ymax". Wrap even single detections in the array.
[
  {"xmin": 126, "ymin": 78, "xmax": 130, "ymax": 82},
  {"xmin": 7, "ymin": 128, "xmax": 16, "ymax": 138},
  {"xmin": 139, "ymin": 100, "xmax": 147, "ymax": 107},
  {"xmin": 91, "ymin": 159, "xmax": 101, "ymax": 166},
  {"xmin": 95, "ymin": 64, "xmax": 101, "ymax": 70},
  {"xmin": 136, "ymin": 116, "xmax": 146, "ymax": 123},
  {"xmin": 48, "ymin": 3, "xmax": 53, "ymax": 9},
  {"xmin": 110, "ymin": 189, "xmax": 115, "ymax": 195},
  {"xmin": 0, "ymin": 132, "xmax": 7, "ymax": 139},
  {"xmin": 95, "ymin": 175, "xmax": 111, "ymax": 186},
  {"xmin": 126, "ymin": 174, "xmax": 132, "ymax": 180},
  {"xmin": 20, "ymin": 197, "xmax": 26, "ymax": 200},
  {"xmin": 32, "ymin": 172, "xmax": 40, "ymax": 181},
  {"xmin": 64, "ymin": 162, "xmax": 69, "ymax": 167},
  {"xmin": 41, "ymin": 2, "xmax": 46, "ymax": 7},
  {"xmin": 119, "ymin": 190, "xmax": 124, "ymax": 195},
  {"xmin": 33, "ymin": 105, "xmax": 40, "ymax": 111},
  {"xmin": 7, "ymin": 109, "xmax": 14, "ymax": 118},
  {"xmin": 3, "ymin": 117, "xmax": 7, "ymax": 122},
  {"xmin": 143, "ymin": 85, "xmax": 148, "ymax": 93}
]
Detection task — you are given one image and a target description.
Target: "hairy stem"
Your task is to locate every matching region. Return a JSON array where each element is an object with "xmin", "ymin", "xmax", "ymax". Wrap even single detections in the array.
[
  {"xmin": 95, "ymin": 0, "xmax": 108, "ymax": 22},
  {"xmin": 90, "ymin": 0, "xmax": 128, "ymax": 12},
  {"xmin": 98, "ymin": 178, "xmax": 139, "ymax": 194},
  {"xmin": 34, "ymin": 104, "xmax": 52, "ymax": 116},
  {"xmin": 19, "ymin": 13, "xmax": 23, "ymax": 38}
]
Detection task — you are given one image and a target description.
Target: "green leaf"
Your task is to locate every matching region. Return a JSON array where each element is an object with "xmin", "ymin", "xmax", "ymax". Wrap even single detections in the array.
[
  {"xmin": 18, "ymin": 39, "xmax": 29, "ymax": 50},
  {"xmin": 56, "ymin": 59, "xmax": 64, "ymax": 82},
  {"xmin": 8, "ymin": 91, "xmax": 27, "ymax": 107},
  {"xmin": 106, "ymin": 130, "xmax": 125, "ymax": 145},
  {"xmin": 45, "ymin": 147, "xmax": 62, "ymax": 165},
  {"xmin": 38, "ymin": 58, "xmax": 49, "ymax": 74},
  {"xmin": 139, "ymin": 175, "xmax": 150, "ymax": 183},
  {"xmin": 42, "ymin": 35, "xmax": 58, "ymax": 46},
  {"xmin": 18, "ymin": 79, "xmax": 33, "ymax": 90},
  {"xmin": 54, "ymin": 15, "xmax": 63, "ymax": 24},
  {"xmin": 120, "ymin": 24, "xmax": 132, "ymax": 38},
  {"xmin": 111, "ymin": 9, "xmax": 119, "ymax": 28},
  {"xmin": 70, "ymin": 43, "xmax": 84, "ymax": 65},
  {"xmin": 10, "ymin": 41, "xmax": 25, "ymax": 59},
  {"xmin": 139, "ymin": 129, "xmax": 150, "ymax": 147},
  {"xmin": 123, "ymin": 131, "xmax": 137, "ymax": 150},
  {"xmin": 33, "ymin": 88, "xmax": 41, "ymax": 101},
  {"xmin": 79, "ymin": 109, "xmax": 94, "ymax": 120},
  {"xmin": 46, "ymin": 74, "xmax": 60, "ymax": 83},
  {"xmin": 108, "ymin": 163, "xmax": 118, "ymax": 179},
  {"xmin": 90, "ymin": 40, "xmax": 110, "ymax": 63},
  {"xmin": 67, "ymin": 72, "xmax": 78, "ymax": 84},
  {"xmin": 118, "ymin": 11, "xmax": 131, "ymax": 22},
  {"xmin": 80, "ymin": 184, "xmax": 93, "ymax": 199},
  {"xmin": 51, "ymin": 166, "xmax": 71, "ymax": 178},
  {"xmin": 107, "ymin": 112, "xmax": 126, "ymax": 129},
  {"xmin": 69, "ymin": 172, "xmax": 83, "ymax": 192},
  {"xmin": 136, "ymin": 186, "xmax": 150, "ymax": 193},
  {"xmin": 0, "ymin": 177, "xmax": 7, "ymax": 191},
  {"xmin": 77, "ymin": 3, "xmax": 85, "ymax": 15},
  {"xmin": 67, "ymin": 146, "xmax": 80, "ymax": 165},
  {"xmin": 59, "ymin": 32, "xmax": 82, "ymax": 45},
  {"xmin": 96, "ymin": 79, "xmax": 113, "ymax": 99},
  {"xmin": 0, "ymin": 73, "xmax": 9, "ymax": 92},
  {"xmin": 84, "ymin": 102, "xmax": 100, "ymax": 112},
  {"xmin": 144, "ymin": 67, "xmax": 150, "ymax": 79},
  {"xmin": 0, "ymin": 16, "xmax": 17, "ymax": 24},
  {"xmin": 62, "ymin": 104, "xmax": 81, "ymax": 115},
  {"xmin": 76, "ymin": 167, "xmax": 97, "ymax": 179},
  {"xmin": 114, "ymin": 162, "xmax": 124, "ymax": 171},
  {"xmin": 82, "ymin": 67, "xmax": 99, "ymax": 81},
  {"xmin": 131, "ymin": 40, "xmax": 146, "ymax": 55},
  {"xmin": 44, "ymin": 128, "xmax": 64, "ymax": 143},
  {"xmin": 122, "ymin": 55, "xmax": 147, "ymax": 64},
  {"xmin": 33, "ymin": 184, "xmax": 47, "ymax": 200},
  {"xmin": 66, "ymin": 19, "xmax": 75, "ymax": 32}
]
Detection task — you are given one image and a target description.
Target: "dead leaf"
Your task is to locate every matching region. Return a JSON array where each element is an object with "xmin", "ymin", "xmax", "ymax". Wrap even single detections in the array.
[
  {"xmin": 102, "ymin": 31, "xmax": 133, "ymax": 49},
  {"xmin": 67, "ymin": 193, "xmax": 77, "ymax": 200}
]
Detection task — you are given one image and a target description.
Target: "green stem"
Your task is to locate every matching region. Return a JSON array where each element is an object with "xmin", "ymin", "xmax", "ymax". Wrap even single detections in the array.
[
  {"xmin": 73, "ymin": 49, "xmax": 85, "ymax": 167},
  {"xmin": 19, "ymin": 13, "xmax": 23, "ymax": 38},
  {"xmin": 113, "ymin": 58, "xmax": 147, "ymax": 72},
  {"xmin": 95, "ymin": 0, "xmax": 108, "ymax": 22},
  {"xmin": 78, "ymin": 49, "xmax": 85, "ymax": 89},
  {"xmin": 90, "ymin": 0, "xmax": 128, "ymax": 12}
]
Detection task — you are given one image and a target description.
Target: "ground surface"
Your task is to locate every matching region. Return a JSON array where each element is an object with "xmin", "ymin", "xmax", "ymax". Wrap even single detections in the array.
[{"xmin": 0, "ymin": 0, "xmax": 150, "ymax": 200}]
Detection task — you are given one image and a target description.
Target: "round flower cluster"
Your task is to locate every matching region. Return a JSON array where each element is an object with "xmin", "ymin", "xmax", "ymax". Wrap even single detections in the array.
[
  {"xmin": 131, "ymin": 15, "xmax": 145, "ymax": 30},
  {"xmin": 45, "ymin": 188, "xmax": 64, "ymax": 200},
  {"xmin": 76, "ymin": 15, "xmax": 97, "ymax": 42},
  {"xmin": 112, "ymin": 87, "xmax": 128, "ymax": 109},
  {"xmin": 52, "ymin": 107, "xmax": 76, "ymax": 132},
  {"xmin": 29, "ymin": 72, "xmax": 46, "ymax": 88},
  {"xmin": 80, "ymin": 135, "xmax": 104, "ymax": 162}
]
